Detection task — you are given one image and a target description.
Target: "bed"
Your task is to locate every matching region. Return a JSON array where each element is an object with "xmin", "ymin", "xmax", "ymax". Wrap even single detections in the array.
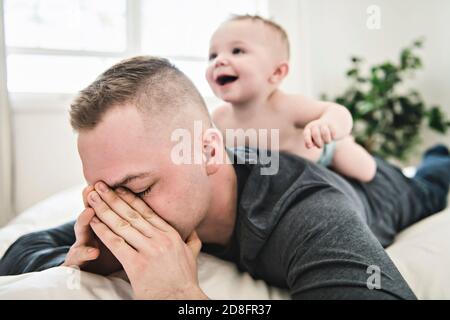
[{"xmin": 0, "ymin": 184, "xmax": 449, "ymax": 299}]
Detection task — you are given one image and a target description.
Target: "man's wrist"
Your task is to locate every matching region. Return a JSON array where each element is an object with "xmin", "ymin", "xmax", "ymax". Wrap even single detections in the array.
[
  {"xmin": 174, "ymin": 285, "xmax": 209, "ymax": 300},
  {"xmin": 134, "ymin": 285, "xmax": 209, "ymax": 300},
  {"xmin": 191, "ymin": 287, "xmax": 209, "ymax": 300}
]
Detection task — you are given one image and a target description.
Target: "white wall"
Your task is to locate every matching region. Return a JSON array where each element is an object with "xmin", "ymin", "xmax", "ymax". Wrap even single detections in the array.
[
  {"xmin": 0, "ymin": 1, "xmax": 13, "ymax": 226},
  {"xmin": 268, "ymin": 0, "xmax": 313, "ymax": 96},
  {"xmin": 11, "ymin": 95, "xmax": 84, "ymax": 214},
  {"xmin": 304, "ymin": 0, "xmax": 450, "ymax": 162}
]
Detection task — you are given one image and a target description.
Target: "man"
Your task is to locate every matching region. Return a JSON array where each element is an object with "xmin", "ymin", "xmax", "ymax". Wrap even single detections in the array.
[{"xmin": 1, "ymin": 56, "xmax": 449, "ymax": 299}]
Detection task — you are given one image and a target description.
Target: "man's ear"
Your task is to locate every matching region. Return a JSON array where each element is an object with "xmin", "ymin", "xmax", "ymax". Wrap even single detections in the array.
[
  {"xmin": 269, "ymin": 61, "xmax": 289, "ymax": 84},
  {"xmin": 202, "ymin": 128, "xmax": 224, "ymax": 176}
]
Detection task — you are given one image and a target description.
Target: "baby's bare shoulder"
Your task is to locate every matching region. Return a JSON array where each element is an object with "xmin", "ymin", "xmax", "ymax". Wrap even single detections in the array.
[
  {"xmin": 285, "ymin": 93, "xmax": 318, "ymax": 107},
  {"xmin": 273, "ymin": 93, "xmax": 317, "ymax": 114}
]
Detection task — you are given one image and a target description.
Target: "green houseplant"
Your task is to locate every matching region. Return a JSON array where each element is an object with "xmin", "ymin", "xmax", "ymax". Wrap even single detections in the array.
[{"xmin": 322, "ymin": 39, "xmax": 450, "ymax": 162}]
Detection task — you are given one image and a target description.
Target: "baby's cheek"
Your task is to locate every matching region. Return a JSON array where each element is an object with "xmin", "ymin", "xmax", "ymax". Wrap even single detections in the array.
[{"xmin": 205, "ymin": 68, "xmax": 214, "ymax": 84}]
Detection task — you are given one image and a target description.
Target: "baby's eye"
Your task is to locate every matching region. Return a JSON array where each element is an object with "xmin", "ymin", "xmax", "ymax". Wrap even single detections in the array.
[
  {"xmin": 208, "ymin": 53, "xmax": 217, "ymax": 61},
  {"xmin": 232, "ymin": 48, "xmax": 244, "ymax": 55}
]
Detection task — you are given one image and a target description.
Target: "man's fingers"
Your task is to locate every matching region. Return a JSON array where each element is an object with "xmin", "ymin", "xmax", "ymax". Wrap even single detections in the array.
[
  {"xmin": 74, "ymin": 207, "xmax": 96, "ymax": 244},
  {"xmin": 89, "ymin": 217, "xmax": 137, "ymax": 270},
  {"xmin": 76, "ymin": 207, "xmax": 96, "ymax": 227},
  {"xmin": 93, "ymin": 182, "xmax": 160, "ymax": 236},
  {"xmin": 78, "ymin": 246, "xmax": 100, "ymax": 261},
  {"xmin": 63, "ymin": 245, "xmax": 99, "ymax": 267},
  {"xmin": 88, "ymin": 191, "xmax": 151, "ymax": 252},
  {"xmin": 83, "ymin": 185, "xmax": 94, "ymax": 208},
  {"xmin": 115, "ymin": 187, "xmax": 173, "ymax": 233},
  {"xmin": 186, "ymin": 231, "xmax": 202, "ymax": 259}
]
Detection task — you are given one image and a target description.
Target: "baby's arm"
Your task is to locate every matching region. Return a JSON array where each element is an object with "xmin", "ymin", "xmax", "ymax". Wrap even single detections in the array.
[
  {"xmin": 288, "ymin": 95, "xmax": 353, "ymax": 148},
  {"xmin": 332, "ymin": 136, "xmax": 377, "ymax": 182}
]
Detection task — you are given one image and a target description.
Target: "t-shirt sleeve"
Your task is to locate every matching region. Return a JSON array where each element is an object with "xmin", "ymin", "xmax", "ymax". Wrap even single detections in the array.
[
  {"xmin": 0, "ymin": 221, "xmax": 76, "ymax": 276},
  {"xmin": 264, "ymin": 191, "xmax": 417, "ymax": 300}
]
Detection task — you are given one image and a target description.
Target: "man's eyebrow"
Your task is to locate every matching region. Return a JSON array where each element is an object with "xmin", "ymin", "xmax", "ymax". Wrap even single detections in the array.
[{"xmin": 110, "ymin": 172, "xmax": 152, "ymax": 189}]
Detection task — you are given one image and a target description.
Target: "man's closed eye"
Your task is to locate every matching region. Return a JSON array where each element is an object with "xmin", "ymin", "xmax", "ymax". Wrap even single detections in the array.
[{"xmin": 134, "ymin": 187, "xmax": 152, "ymax": 198}]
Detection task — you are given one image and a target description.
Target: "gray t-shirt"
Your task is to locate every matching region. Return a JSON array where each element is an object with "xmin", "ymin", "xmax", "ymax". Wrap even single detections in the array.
[{"xmin": 203, "ymin": 148, "xmax": 420, "ymax": 299}]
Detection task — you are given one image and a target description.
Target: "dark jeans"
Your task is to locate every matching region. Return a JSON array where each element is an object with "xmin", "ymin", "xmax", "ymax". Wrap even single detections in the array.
[
  {"xmin": 413, "ymin": 144, "xmax": 450, "ymax": 214},
  {"xmin": 343, "ymin": 144, "xmax": 450, "ymax": 248}
]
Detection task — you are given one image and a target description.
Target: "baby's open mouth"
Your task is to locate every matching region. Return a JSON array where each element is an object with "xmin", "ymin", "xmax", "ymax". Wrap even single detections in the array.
[{"xmin": 216, "ymin": 75, "xmax": 239, "ymax": 86}]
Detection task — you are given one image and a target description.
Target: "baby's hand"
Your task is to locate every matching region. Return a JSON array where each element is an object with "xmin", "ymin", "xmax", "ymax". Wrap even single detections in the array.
[{"xmin": 303, "ymin": 120, "xmax": 336, "ymax": 149}]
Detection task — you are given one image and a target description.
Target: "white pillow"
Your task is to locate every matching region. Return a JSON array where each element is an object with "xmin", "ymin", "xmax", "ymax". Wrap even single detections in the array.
[
  {"xmin": 0, "ymin": 267, "xmax": 133, "ymax": 300},
  {"xmin": 0, "ymin": 254, "xmax": 290, "ymax": 300},
  {"xmin": 386, "ymin": 207, "xmax": 450, "ymax": 299}
]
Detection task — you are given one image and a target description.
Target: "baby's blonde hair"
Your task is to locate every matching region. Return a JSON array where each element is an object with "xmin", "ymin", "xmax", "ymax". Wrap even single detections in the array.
[{"xmin": 227, "ymin": 14, "xmax": 290, "ymax": 60}]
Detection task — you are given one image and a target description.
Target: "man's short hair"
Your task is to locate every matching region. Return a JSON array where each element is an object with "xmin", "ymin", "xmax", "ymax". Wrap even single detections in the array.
[
  {"xmin": 227, "ymin": 14, "xmax": 290, "ymax": 60},
  {"xmin": 70, "ymin": 56, "xmax": 211, "ymax": 131}
]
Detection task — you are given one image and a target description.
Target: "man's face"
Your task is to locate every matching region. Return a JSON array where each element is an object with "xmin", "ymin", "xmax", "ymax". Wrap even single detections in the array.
[{"xmin": 78, "ymin": 105, "xmax": 212, "ymax": 240}]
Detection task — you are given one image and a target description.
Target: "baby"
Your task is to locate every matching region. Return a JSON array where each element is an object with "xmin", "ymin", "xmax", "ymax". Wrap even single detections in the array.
[{"xmin": 206, "ymin": 15, "xmax": 377, "ymax": 182}]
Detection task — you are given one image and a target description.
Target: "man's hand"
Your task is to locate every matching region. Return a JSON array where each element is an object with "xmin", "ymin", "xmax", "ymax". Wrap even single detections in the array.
[
  {"xmin": 303, "ymin": 119, "xmax": 336, "ymax": 149},
  {"xmin": 87, "ymin": 182, "xmax": 207, "ymax": 300},
  {"xmin": 62, "ymin": 185, "xmax": 122, "ymax": 275}
]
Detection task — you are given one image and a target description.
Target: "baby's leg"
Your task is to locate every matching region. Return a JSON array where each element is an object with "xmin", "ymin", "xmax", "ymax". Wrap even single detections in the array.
[{"xmin": 331, "ymin": 136, "xmax": 377, "ymax": 182}]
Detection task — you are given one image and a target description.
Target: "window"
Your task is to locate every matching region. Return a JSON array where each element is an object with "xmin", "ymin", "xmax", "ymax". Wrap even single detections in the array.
[
  {"xmin": 5, "ymin": 0, "xmax": 127, "ymax": 94},
  {"xmin": 4, "ymin": 0, "xmax": 268, "ymax": 98}
]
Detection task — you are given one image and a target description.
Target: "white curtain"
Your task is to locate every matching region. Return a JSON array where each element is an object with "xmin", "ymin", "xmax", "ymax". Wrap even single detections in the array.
[{"xmin": 0, "ymin": 0, "xmax": 13, "ymax": 226}]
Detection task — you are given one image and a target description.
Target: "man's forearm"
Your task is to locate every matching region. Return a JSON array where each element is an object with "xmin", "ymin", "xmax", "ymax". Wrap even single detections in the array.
[{"xmin": 0, "ymin": 221, "xmax": 76, "ymax": 275}]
